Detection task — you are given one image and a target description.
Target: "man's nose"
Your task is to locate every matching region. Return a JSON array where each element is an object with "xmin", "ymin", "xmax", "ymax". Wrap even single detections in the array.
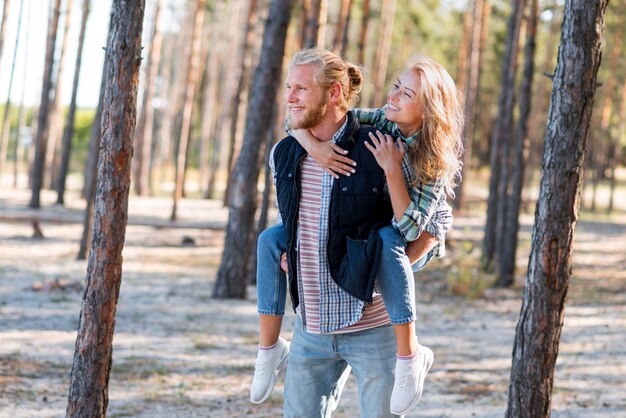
[{"xmin": 285, "ymin": 89, "xmax": 295, "ymax": 102}]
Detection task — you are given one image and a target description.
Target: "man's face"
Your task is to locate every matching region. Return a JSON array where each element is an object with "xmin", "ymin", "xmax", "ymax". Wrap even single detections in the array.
[{"xmin": 284, "ymin": 64, "xmax": 328, "ymax": 130}]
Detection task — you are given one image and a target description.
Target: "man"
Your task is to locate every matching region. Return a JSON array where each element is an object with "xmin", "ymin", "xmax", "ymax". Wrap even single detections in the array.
[{"xmin": 259, "ymin": 48, "xmax": 437, "ymax": 417}]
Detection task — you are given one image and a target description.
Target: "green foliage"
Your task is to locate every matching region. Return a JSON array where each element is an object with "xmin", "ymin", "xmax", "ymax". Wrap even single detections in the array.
[
  {"xmin": 69, "ymin": 108, "xmax": 97, "ymax": 173},
  {"xmin": 446, "ymin": 240, "xmax": 494, "ymax": 299}
]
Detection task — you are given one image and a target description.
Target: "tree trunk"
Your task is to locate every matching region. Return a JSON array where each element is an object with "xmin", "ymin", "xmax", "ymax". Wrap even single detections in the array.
[
  {"xmin": 214, "ymin": 0, "xmax": 295, "ymax": 299},
  {"xmin": 56, "ymin": 0, "xmax": 90, "ymax": 205},
  {"xmin": 78, "ymin": 58, "xmax": 108, "ymax": 260},
  {"xmin": 170, "ymin": 0, "xmax": 205, "ymax": 221},
  {"xmin": 133, "ymin": 0, "xmax": 162, "ymax": 196},
  {"xmin": 453, "ymin": 0, "xmax": 489, "ymax": 211},
  {"xmin": 332, "ymin": 0, "xmax": 351, "ymax": 56},
  {"xmin": 496, "ymin": 0, "xmax": 538, "ymax": 287},
  {"xmin": 482, "ymin": 0, "xmax": 526, "ymax": 271},
  {"xmin": 356, "ymin": 0, "xmax": 369, "ymax": 66},
  {"xmin": 222, "ymin": 0, "xmax": 258, "ymax": 205},
  {"xmin": 505, "ymin": 0, "xmax": 608, "ymax": 415},
  {"xmin": 45, "ymin": 0, "xmax": 74, "ymax": 190},
  {"xmin": 12, "ymin": 0, "xmax": 31, "ymax": 188},
  {"xmin": 66, "ymin": 0, "xmax": 144, "ymax": 415},
  {"xmin": 29, "ymin": 0, "xmax": 61, "ymax": 209},
  {"xmin": 371, "ymin": 0, "xmax": 397, "ymax": 107},
  {"xmin": 303, "ymin": 0, "xmax": 322, "ymax": 47},
  {"xmin": 0, "ymin": 0, "xmax": 24, "ymax": 176},
  {"xmin": 0, "ymin": 0, "xmax": 10, "ymax": 78}
]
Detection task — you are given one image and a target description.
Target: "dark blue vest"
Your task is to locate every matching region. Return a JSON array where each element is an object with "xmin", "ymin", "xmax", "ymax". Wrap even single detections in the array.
[{"xmin": 273, "ymin": 112, "xmax": 393, "ymax": 307}]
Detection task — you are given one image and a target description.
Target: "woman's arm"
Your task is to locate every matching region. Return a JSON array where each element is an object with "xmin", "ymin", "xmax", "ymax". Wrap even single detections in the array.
[
  {"xmin": 290, "ymin": 129, "xmax": 356, "ymax": 178},
  {"xmin": 406, "ymin": 232, "xmax": 439, "ymax": 264}
]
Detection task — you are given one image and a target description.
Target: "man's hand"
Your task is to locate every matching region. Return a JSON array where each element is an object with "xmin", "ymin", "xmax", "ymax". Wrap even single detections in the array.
[
  {"xmin": 292, "ymin": 129, "xmax": 356, "ymax": 178},
  {"xmin": 280, "ymin": 252, "xmax": 288, "ymax": 273}
]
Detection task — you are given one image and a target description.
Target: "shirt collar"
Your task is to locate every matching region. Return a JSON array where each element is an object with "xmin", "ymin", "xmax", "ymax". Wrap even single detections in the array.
[
  {"xmin": 381, "ymin": 104, "xmax": 422, "ymax": 146},
  {"xmin": 330, "ymin": 116, "xmax": 349, "ymax": 144}
]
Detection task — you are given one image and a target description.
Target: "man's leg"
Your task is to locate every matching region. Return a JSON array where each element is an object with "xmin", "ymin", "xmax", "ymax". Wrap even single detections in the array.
[
  {"xmin": 284, "ymin": 317, "xmax": 350, "ymax": 418},
  {"xmin": 338, "ymin": 324, "xmax": 401, "ymax": 418}
]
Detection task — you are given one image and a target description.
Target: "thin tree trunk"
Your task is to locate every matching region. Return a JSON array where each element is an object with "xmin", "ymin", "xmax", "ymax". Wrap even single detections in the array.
[
  {"xmin": 56, "ymin": 0, "xmax": 90, "ymax": 205},
  {"xmin": 0, "ymin": 0, "xmax": 10, "ymax": 77},
  {"xmin": 0, "ymin": 0, "xmax": 24, "ymax": 176},
  {"xmin": 506, "ymin": 0, "xmax": 608, "ymax": 415},
  {"xmin": 496, "ymin": 0, "xmax": 538, "ymax": 287},
  {"xmin": 303, "ymin": 0, "xmax": 321, "ymax": 47},
  {"xmin": 222, "ymin": 0, "xmax": 258, "ymax": 205},
  {"xmin": 356, "ymin": 0, "xmax": 369, "ymax": 66},
  {"xmin": 482, "ymin": 0, "xmax": 526, "ymax": 271},
  {"xmin": 609, "ymin": 62, "xmax": 626, "ymax": 213},
  {"xmin": 78, "ymin": 59, "xmax": 107, "ymax": 260},
  {"xmin": 12, "ymin": 0, "xmax": 31, "ymax": 188},
  {"xmin": 170, "ymin": 0, "xmax": 205, "ymax": 221},
  {"xmin": 454, "ymin": 0, "xmax": 488, "ymax": 211},
  {"xmin": 455, "ymin": 0, "xmax": 474, "ymax": 98},
  {"xmin": 331, "ymin": 0, "xmax": 351, "ymax": 54},
  {"xmin": 29, "ymin": 0, "xmax": 61, "ymax": 208},
  {"xmin": 66, "ymin": 0, "xmax": 144, "ymax": 415},
  {"xmin": 133, "ymin": 0, "xmax": 161, "ymax": 196},
  {"xmin": 214, "ymin": 0, "xmax": 295, "ymax": 299},
  {"xmin": 45, "ymin": 0, "xmax": 74, "ymax": 190},
  {"xmin": 371, "ymin": 0, "xmax": 397, "ymax": 107}
]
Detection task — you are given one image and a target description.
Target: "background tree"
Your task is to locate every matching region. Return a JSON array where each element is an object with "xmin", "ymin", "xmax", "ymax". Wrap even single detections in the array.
[
  {"xmin": 170, "ymin": 0, "xmax": 205, "ymax": 221},
  {"xmin": 29, "ymin": 0, "xmax": 61, "ymax": 209},
  {"xmin": 0, "ymin": 0, "xmax": 10, "ymax": 77},
  {"xmin": 66, "ymin": 0, "xmax": 145, "ymax": 415},
  {"xmin": 506, "ymin": 0, "xmax": 608, "ymax": 415},
  {"xmin": 213, "ymin": 0, "xmax": 295, "ymax": 299},
  {"xmin": 482, "ymin": 0, "xmax": 526, "ymax": 272},
  {"xmin": 0, "ymin": 0, "xmax": 24, "ymax": 174},
  {"xmin": 56, "ymin": 0, "xmax": 91, "ymax": 205}
]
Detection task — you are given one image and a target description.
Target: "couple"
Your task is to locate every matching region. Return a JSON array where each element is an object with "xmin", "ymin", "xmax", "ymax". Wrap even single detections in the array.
[{"xmin": 250, "ymin": 48, "xmax": 463, "ymax": 417}]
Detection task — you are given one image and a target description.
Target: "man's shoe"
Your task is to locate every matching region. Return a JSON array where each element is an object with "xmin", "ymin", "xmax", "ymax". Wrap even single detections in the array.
[
  {"xmin": 390, "ymin": 344, "xmax": 434, "ymax": 415},
  {"xmin": 250, "ymin": 337, "xmax": 290, "ymax": 404}
]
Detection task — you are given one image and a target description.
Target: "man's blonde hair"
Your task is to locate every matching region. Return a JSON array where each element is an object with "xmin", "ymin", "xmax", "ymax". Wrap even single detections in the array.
[{"xmin": 291, "ymin": 48, "xmax": 363, "ymax": 112}]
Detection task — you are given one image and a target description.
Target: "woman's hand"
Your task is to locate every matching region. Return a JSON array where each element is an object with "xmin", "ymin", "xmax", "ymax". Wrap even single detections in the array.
[
  {"xmin": 364, "ymin": 130, "xmax": 405, "ymax": 174},
  {"xmin": 292, "ymin": 129, "xmax": 356, "ymax": 178}
]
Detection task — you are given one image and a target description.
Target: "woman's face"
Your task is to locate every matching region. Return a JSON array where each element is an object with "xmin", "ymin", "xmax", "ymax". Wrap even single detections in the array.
[{"xmin": 384, "ymin": 69, "xmax": 424, "ymax": 137}]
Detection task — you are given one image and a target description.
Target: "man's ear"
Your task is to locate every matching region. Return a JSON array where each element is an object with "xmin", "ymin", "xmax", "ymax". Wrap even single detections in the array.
[{"xmin": 328, "ymin": 82, "xmax": 342, "ymax": 103}]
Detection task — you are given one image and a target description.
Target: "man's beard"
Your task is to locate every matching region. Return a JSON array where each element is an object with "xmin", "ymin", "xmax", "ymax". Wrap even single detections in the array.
[{"xmin": 287, "ymin": 96, "xmax": 328, "ymax": 130}]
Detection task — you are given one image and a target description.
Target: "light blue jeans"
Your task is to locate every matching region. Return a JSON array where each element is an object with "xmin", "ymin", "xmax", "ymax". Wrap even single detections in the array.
[
  {"xmin": 256, "ymin": 223, "xmax": 432, "ymax": 324},
  {"xmin": 284, "ymin": 316, "xmax": 402, "ymax": 418}
]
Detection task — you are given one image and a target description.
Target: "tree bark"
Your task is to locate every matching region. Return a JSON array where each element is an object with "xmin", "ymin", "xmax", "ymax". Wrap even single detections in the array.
[
  {"xmin": 45, "ymin": 0, "xmax": 74, "ymax": 190},
  {"xmin": 56, "ymin": 0, "xmax": 90, "ymax": 205},
  {"xmin": 0, "ymin": 0, "xmax": 24, "ymax": 176},
  {"xmin": 453, "ymin": 0, "xmax": 489, "ymax": 211},
  {"xmin": 356, "ymin": 0, "xmax": 369, "ymax": 66},
  {"xmin": 496, "ymin": 0, "xmax": 538, "ymax": 287},
  {"xmin": 170, "ymin": 0, "xmax": 205, "ymax": 221},
  {"xmin": 66, "ymin": 0, "xmax": 145, "ymax": 415},
  {"xmin": 132, "ymin": 0, "xmax": 162, "ymax": 196},
  {"xmin": 332, "ymin": 0, "xmax": 351, "ymax": 56},
  {"xmin": 371, "ymin": 0, "xmax": 397, "ymax": 107},
  {"xmin": 482, "ymin": 0, "xmax": 526, "ymax": 271},
  {"xmin": 222, "ymin": 0, "xmax": 258, "ymax": 205},
  {"xmin": 214, "ymin": 0, "xmax": 295, "ymax": 299},
  {"xmin": 303, "ymin": 0, "xmax": 322, "ymax": 47},
  {"xmin": 29, "ymin": 0, "xmax": 61, "ymax": 208},
  {"xmin": 12, "ymin": 0, "xmax": 31, "ymax": 188},
  {"xmin": 505, "ymin": 0, "xmax": 608, "ymax": 415},
  {"xmin": 0, "ymin": 0, "xmax": 10, "ymax": 78}
]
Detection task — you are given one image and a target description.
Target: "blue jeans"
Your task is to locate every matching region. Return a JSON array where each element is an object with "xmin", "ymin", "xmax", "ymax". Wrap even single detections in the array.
[
  {"xmin": 284, "ymin": 316, "xmax": 402, "ymax": 418},
  {"xmin": 257, "ymin": 224, "xmax": 432, "ymax": 324}
]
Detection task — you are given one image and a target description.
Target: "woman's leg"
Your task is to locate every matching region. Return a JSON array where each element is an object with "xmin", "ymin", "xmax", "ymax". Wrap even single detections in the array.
[
  {"xmin": 375, "ymin": 225, "xmax": 417, "ymax": 356},
  {"xmin": 256, "ymin": 223, "xmax": 288, "ymax": 346}
]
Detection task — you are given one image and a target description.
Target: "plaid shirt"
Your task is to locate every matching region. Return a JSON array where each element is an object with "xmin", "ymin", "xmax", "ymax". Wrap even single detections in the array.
[
  {"xmin": 353, "ymin": 106, "xmax": 452, "ymax": 257},
  {"xmin": 270, "ymin": 118, "xmax": 388, "ymax": 333}
]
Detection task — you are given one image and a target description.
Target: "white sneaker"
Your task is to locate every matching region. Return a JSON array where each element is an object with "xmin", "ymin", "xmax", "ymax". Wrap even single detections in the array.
[
  {"xmin": 390, "ymin": 344, "xmax": 434, "ymax": 415},
  {"xmin": 250, "ymin": 337, "xmax": 290, "ymax": 404}
]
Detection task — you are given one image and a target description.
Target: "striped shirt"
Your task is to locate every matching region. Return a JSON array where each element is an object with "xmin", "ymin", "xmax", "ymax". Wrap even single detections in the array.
[
  {"xmin": 353, "ymin": 106, "xmax": 452, "ymax": 257},
  {"xmin": 271, "ymin": 118, "xmax": 390, "ymax": 334}
]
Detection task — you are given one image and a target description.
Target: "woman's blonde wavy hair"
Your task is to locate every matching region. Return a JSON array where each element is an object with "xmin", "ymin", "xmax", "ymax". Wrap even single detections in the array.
[
  {"xmin": 291, "ymin": 48, "xmax": 363, "ymax": 112},
  {"xmin": 404, "ymin": 55, "xmax": 464, "ymax": 196}
]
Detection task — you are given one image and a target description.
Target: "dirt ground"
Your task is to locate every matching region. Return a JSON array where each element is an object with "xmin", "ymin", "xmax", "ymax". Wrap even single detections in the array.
[{"xmin": 1, "ymin": 187, "xmax": 625, "ymax": 418}]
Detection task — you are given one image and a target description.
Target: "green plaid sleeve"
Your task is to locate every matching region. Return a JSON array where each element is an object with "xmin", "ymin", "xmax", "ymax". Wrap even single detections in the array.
[
  {"xmin": 352, "ymin": 107, "xmax": 396, "ymax": 132},
  {"xmin": 391, "ymin": 179, "xmax": 447, "ymax": 242}
]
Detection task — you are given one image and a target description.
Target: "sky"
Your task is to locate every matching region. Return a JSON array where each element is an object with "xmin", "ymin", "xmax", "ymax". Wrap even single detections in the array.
[{"xmin": 0, "ymin": 0, "xmax": 113, "ymax": 109}]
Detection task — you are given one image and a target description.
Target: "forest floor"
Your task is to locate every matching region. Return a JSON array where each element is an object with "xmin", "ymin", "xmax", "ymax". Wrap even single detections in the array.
[{"xmin": 1, "ymin": 186, "xmax": 625, "ymax": 418}]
